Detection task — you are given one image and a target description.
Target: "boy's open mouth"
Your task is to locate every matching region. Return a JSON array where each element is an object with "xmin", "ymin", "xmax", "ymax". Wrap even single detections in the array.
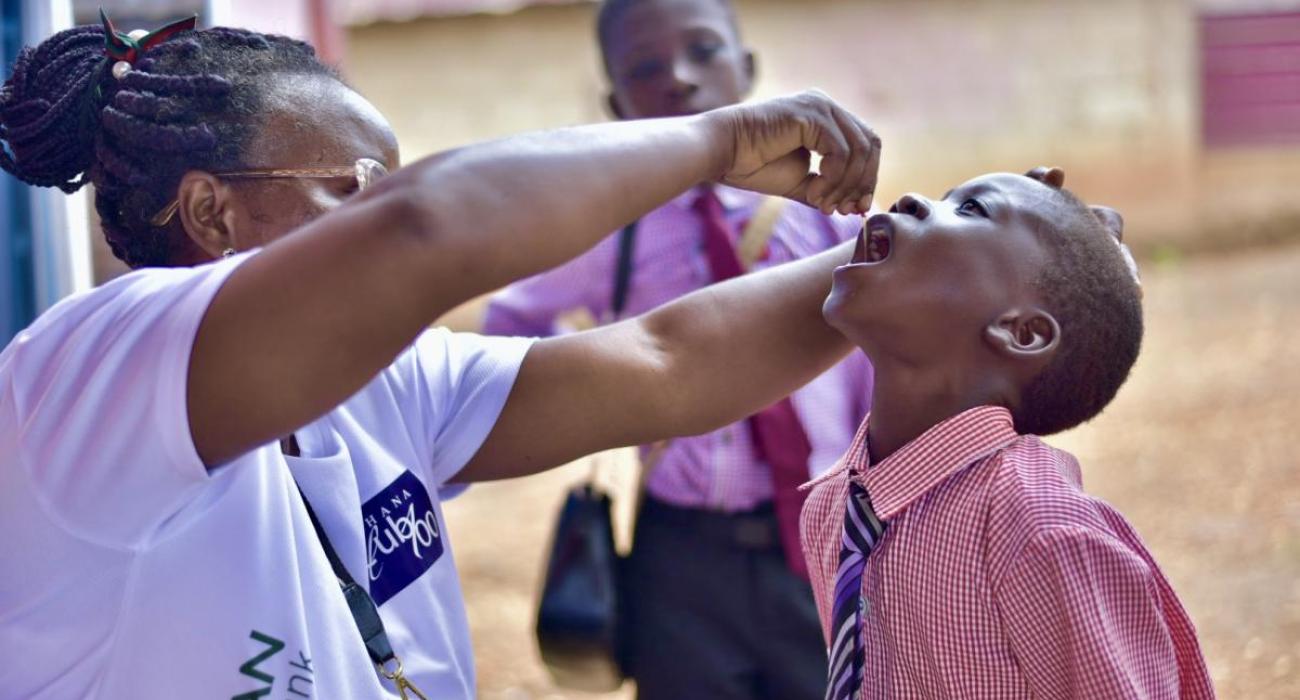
[{"xmin": 851, "ymin": 215, "xmax": 893, "ymax": 265}]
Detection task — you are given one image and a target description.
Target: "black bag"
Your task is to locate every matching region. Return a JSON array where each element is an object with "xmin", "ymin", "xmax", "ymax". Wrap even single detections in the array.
[
  {"xmin": 535, "ymin": 483, "xmax": 626, "ymax": 691},
  {"xmin": 535, "ymin": 223, "xmax": 638, "ymax": 691}
]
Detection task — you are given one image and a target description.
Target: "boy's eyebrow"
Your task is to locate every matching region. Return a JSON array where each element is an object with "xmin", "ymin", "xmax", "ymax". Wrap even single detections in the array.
[{"xmin": 955, "ymin": 181, "xmax": 1006, "ymax": 200}]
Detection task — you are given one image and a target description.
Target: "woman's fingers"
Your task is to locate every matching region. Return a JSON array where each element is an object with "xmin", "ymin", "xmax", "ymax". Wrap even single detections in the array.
[
  {"xmin": 822, "ymin": 105, "xmax": 877, "ymax": 214},
  {"xmin": 1025, "ymin": 165, "xmax": 1065, "ymax": 189},
  {"xmin": 848, "ymin": 113, "xmax": 882, "ymax": 213},
  {"xmin": 714, "ymin": 90, "xmax": 881, "ymax": 215},
  {"xmin": 787, "ymin": 94, "xmax": 880, "ymax": 215},
  {"xmin": 727, "ymin": 149, "xmax": 815, "ymax": 203}
]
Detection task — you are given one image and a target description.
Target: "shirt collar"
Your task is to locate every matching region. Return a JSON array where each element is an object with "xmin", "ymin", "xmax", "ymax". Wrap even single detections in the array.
[{"xmin": 847, "ymin": 406, "xmax": 1019, "ymax": 521}]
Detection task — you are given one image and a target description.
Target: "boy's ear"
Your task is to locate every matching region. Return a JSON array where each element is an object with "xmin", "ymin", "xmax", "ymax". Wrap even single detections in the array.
[
  {"xmin": 1090, "ymin": 205, "xmax": 1125, "ymax": 243},
  {"xmin": 1024, "ymin": 166, "xmax": 1065, "ymax": 189},
  {"xmin": 605, "ymin": 91, "xmax": 626, "ymax": 120},
  {"xmin": 742, "ymin": 49, "xmax": 757, "ymax": 94},
  {"xmin": 984, "ymin": 306, "xmax": 1061, "ymax": 371},
  {"xmin": 176, "ymin": 170, "xmax": 238, "ymax": 259}
]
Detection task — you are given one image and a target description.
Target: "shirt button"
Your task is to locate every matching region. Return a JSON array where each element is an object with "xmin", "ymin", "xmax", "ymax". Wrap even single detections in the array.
[
  {"xmin": 858, "ymin": 596, "xmax": 869, "ymax": 615},
  {"xmin": 722, "ymin": 429, "xmax": 733, "ymax": 445}
]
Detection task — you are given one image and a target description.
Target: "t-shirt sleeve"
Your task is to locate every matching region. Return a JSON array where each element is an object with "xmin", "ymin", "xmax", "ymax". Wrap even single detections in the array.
[
  {"xmin": 995, "ymin": 525, "xmax": 1185, "ymax": 699},
  {"xmin": 10, "ymin": 255, "xmax": 248, "ymax": 548},
  {"xmin": 397, "ymin": 328, "xmax": 534, "ymax": 487}
]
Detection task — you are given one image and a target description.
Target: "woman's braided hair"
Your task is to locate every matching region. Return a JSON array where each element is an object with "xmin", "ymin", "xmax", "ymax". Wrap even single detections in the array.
[{"xmin": 0, "ymin": 23, "xmax": 338, "ymax": 267}]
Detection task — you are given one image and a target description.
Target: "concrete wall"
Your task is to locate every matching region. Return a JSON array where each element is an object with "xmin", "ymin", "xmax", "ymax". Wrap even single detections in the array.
[
  {"xmin": 346, "ymin": 3, "xmax": 606, "ymax": 156},
  {"xmin": 347, "ymin": 0, "xmax": 1300, "ymax": 254}
]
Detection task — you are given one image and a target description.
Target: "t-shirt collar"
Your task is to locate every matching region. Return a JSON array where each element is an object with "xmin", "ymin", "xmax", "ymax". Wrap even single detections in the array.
[{"xmin": 845, "ymin": 406, "xmax": 1019, "ymax": 520}]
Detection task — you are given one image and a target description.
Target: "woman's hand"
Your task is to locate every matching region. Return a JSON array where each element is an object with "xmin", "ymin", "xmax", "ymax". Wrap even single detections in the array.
[
  {"xmin": 703, "ymin": 90, "xmax": 881, "ymax": 216},
  {"xmin": 188, "ymin": 94, "xmax": 878, "ymax": 467}
]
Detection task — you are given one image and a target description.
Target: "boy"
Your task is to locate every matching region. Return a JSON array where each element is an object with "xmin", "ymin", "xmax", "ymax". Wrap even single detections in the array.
[
  {"xmin": 803, "ymin": 166, "xmax": 1215, "ymax": 699},
  {"xmin": 483, "ymin": 0, "xmax": 870, "ymax": 697}
]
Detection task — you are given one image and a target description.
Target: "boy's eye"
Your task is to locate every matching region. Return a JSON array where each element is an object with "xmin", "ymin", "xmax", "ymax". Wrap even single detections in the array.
[
  {"xmin": 689, "ymin": 42, "xmax": 722, "ymax": 63},
  {"xmin": 628, "ymin": 59, "xmax": 665, "ymax": 81},
  {"xmin": 957, "ymin": 199, "xmax": 988, "ymax": 217}
]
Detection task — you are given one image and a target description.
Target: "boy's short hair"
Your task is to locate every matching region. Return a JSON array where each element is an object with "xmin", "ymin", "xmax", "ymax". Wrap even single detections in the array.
[
  {"xmin": 596, "ymin": 0, "xmax": 739, "ymax": 64},
  {"xmin": 1015, "ymin": 189, "xmax": 1144, "ymax": 436}
]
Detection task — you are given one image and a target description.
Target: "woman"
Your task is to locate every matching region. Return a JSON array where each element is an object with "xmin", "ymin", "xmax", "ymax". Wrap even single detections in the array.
[{"xmin": 0, "ymin": 18, "xmax": 878, "ymax": 699}]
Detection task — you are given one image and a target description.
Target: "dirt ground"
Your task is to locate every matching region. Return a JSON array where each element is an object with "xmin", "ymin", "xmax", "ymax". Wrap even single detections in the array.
[{"xmin": 444, "ymin": 243, "xmax": 1300, "ymax": 700}]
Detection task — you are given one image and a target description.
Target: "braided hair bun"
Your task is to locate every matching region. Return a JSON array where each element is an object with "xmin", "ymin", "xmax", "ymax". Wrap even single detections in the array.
[
  {"xmin": 0, "ymin": 23, "xmax": 337, "ymax": 267},
  {"xmin": 0, "ymin": 26, "xmax": 105, "ymax": 192}
]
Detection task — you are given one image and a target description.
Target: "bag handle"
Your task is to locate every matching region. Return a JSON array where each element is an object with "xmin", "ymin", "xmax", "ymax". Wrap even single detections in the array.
[
  {"xmin": 610, "ymin": 221, "xmax": 638, "ymax": 320},
  {"xmin": 736, "ymin": 196, "xmax": 787, "ymax": 270}
]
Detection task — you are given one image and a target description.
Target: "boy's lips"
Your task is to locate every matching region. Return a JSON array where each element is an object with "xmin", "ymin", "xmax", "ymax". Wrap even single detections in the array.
[{"xmin": 849, "ymin": 214, "xmax": 894, "ymax": 266}]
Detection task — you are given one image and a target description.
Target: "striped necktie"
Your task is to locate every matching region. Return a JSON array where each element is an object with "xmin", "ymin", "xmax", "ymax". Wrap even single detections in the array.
[{"xmin": 826, "ymin": 481, "xmax": 887, "ymax": 700}]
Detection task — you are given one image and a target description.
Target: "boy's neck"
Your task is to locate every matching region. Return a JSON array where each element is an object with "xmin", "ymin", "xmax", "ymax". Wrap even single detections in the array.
[{"xmin": 865, "ymin": 362, "xmax": 1006, "ymax": 465}]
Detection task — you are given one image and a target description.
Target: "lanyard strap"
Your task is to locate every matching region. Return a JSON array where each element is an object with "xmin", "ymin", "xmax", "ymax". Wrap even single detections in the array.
[
  {"xmin": 296, "ymin": 486, "xmax": 396, "ymax": 666},
  {"xmin": 610, "ymin": 220, "xmax": 638, "ymax": 320}
]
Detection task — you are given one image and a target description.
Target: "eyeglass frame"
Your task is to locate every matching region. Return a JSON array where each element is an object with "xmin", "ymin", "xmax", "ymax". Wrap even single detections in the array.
[{"xmin": 149, "ymin": 157, "xmax": 389, "ymax": 227}]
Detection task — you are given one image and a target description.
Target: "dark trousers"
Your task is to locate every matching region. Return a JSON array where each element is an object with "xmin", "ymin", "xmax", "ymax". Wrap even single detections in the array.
[{"xmin": 626, "ymin": 497, "xmax": 827, "ymax": 700}]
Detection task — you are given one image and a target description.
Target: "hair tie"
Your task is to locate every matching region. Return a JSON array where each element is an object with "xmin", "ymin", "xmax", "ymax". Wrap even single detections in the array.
[{"xmin": 100, "ymin": 8, "xmax": 198, "ymax": 79}]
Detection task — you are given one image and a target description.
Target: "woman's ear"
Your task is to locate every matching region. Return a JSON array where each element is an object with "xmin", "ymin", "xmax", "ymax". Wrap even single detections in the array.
[
  {"xmin": 176, "ymin": 171, "xmax": 238, "ymax": 259},
  {"xmin": 984, "ymin": 306, "xmax": 1061, "ymax": 372}
]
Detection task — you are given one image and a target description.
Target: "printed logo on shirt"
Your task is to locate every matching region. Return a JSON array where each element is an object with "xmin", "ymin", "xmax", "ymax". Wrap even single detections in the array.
[
  {"xmin": 232, "ymin": 629, "xmax": 315, "ymax": 699},
  {"xmin": 363, "ymin": 470, "xmax": 443, "ymax": 606}
]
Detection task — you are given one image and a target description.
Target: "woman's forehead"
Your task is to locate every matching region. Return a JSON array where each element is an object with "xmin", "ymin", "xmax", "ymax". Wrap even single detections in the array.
[{"xmin": 248, "ymin": 78, "xmax": 399, "ymax": 169}]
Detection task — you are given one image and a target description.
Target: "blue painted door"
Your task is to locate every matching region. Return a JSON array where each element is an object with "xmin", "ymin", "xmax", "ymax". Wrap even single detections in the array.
[{"xmin": 0, "ymin": 0, "xmax": 35, "ymax": 343}]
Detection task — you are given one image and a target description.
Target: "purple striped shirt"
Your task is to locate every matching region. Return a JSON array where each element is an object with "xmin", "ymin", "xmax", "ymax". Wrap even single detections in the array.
[{"xmin": 483, "ymin": 185, "xmax": 874, "ymax": 512}]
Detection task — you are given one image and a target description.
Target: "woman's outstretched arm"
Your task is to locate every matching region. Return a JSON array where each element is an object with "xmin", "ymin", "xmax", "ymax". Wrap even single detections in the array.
[
  {"xmin": 460, "ymin": 237, "xmax": 856, "ymax": 482},
  {"xmin": 189, "ymin": 91, "xmax": 880, "ymax": 466}
]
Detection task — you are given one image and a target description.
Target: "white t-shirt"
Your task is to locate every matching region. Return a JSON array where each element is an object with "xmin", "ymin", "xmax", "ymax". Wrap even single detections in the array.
[{"xmin": 0, "ymin": 254, "xmax": 534, "ymax": 699}]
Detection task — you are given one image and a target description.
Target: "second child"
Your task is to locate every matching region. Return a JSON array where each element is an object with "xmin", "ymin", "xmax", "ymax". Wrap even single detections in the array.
[{"xmin": 484, "ymin": 1, "xmax": 871, "ymax": 697}]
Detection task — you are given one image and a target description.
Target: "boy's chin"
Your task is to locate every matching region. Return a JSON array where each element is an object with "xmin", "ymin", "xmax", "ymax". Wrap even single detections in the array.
[{"xmin": 823, "ymin": 287, "xmax": 878, "ymax": 342}]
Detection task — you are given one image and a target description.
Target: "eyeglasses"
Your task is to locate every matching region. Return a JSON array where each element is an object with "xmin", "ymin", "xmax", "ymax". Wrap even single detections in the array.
[{"xmin": 150, "ymin": 157, "xmax": 389, "ymax": 227}]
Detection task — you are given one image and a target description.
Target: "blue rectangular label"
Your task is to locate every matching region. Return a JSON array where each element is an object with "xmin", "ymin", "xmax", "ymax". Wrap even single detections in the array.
[{"xmin": 362, "ymin": 470, "xmax": 444, "ymax": 606}]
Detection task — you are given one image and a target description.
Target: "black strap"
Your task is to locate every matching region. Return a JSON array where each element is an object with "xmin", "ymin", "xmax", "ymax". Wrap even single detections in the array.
[
  {"xmin": 610, "ymin": 221, "xmax": 638, "ymax": 319},
  {"xmin": 297, "ymin": 486, "xmax": 396, "ymax": 666}
]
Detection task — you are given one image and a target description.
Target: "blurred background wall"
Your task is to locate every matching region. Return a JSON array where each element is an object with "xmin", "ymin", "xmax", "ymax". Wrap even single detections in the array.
[
  {"xmin": 344, "ymin": 0, "xmax": 1300, "ymax": 261},
  {"xmin": 78, "ymin": 0, "xmax": 1300, "ymax": 281}
]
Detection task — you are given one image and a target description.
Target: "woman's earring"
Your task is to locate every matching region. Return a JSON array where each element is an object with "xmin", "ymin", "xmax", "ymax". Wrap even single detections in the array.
[{"xmin": 222, "ymin": 248, "xmax": 235, "ymax": 259}]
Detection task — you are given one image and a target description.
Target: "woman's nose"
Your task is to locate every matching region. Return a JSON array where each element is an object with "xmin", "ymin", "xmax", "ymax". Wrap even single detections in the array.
[{"xmin": 891, "ymin": 193, "xmax": 931, "ymax": 220}]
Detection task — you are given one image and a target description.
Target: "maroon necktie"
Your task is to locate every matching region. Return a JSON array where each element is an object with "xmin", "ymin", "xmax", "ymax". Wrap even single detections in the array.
[{"xmin": 693, "ymin": 186, "xmax": 813, "ymax": 580}]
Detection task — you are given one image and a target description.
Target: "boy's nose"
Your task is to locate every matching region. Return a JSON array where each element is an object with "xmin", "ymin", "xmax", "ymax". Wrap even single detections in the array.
[
  {"xmin": 891, "ymin": 193, "xmax": 931, "ymax": 220},
  {"xmin": 668, "ymin": 59, "xmax": 700, "ymax": 96}
]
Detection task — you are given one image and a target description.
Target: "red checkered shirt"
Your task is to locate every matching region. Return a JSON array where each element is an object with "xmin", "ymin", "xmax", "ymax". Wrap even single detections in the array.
[{"xmin": 800, "ymin": 406, "xmax": 1215, "ymax": 699}]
